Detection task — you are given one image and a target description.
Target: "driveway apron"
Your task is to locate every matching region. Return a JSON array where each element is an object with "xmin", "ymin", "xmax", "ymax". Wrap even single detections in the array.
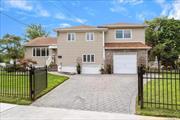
[{"xmin": 32, "ymin": 75, "xmax": 138, "ymax": 114}]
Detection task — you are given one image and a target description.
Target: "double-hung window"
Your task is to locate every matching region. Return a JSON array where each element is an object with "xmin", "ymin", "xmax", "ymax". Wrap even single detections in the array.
[
  {"xmin": 32, "ymin": 48, "xmax": 49, "ymax": 57},
  {"xmin": 116, "ymin": 29, "xmax": 132, "ymax": 39},
  {"xmin": 67, "ymin": 33, "xmax": 76, "ymax": 41},
  {"xmin": 83, "ymin": 54, "xmax": 95, "ymax": 63},
  {"xmin": 86, "ymin": 32, "xmax": 94, "ymax": 41}
]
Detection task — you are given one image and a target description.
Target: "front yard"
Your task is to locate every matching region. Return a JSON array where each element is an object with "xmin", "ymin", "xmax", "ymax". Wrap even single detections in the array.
[
  {"xmin": 0, "ymin": 73, "xmax": 69, "ymax": 105},
  {"xmin": 136, "ymin": 73, "xmax": 180, "ymax": 118}
]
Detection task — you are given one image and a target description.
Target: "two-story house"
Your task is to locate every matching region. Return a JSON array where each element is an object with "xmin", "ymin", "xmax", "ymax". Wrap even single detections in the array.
[{"xmin": 24, "ymin": 22, "xmax": 151, "ymax": 74}]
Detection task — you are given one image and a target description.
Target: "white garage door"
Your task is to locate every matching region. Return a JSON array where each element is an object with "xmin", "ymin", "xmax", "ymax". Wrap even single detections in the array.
[
  {"xmin": 82, "ymin": 65, "xmax": 101, "ymax": 74},
  {"xmin": 113, "ymin": 54, "xmax": 137, "ymax": 74}
]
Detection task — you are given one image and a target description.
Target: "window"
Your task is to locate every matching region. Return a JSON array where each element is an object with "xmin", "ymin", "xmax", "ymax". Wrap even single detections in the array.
[
  {"xmin": 124, "ymin": 30, "xmax": 131, "ymax": 38},
  {"xmin": 46, "ymin": 48, "xmax": 49, "ymax": 56},
  {"xmin": 33, "ymin": 48, "xmax": 36, "ymax": 56},
  {"xmin": 116, "ymin": 29, "xmax": 132, "ymax": 39},
  {"xmin": 116, "ymin": 30, "xmax": 123, "ymax": 39},
  {"xmin": 36, "ymin": 48, "xmax": 40, "ymax": 56},
  {"xmin": 41, "ymin": 48, "xmax": 46, "ymax": 56},
  {"xmin": 83, "ymin": 55, "xmax": 86, "ymax": 62},
  {"xmin": 83, "ymin": 54, "xmax": 95, "ymax": 63},
  {"xmin": 32, "ymin": 48, "xmax": 49, "ymax": 57},
  {"xmin": 67, "ymin": 33, "xmax": 76, "ymax": 41},
  {"xmin": 86, "ymin": 32, "xmax": 94, "ymax": 41}
]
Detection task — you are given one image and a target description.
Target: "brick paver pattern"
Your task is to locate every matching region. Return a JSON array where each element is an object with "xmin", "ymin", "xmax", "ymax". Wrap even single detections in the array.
[{"xmin": 32, "ymin": 75, "xmax": 137, "ymax": 114}]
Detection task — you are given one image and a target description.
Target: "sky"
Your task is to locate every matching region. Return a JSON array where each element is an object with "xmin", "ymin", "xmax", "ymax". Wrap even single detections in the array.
[{"xmin": 0, "ymin": 0, "xmax": 180, "ymax": 38}]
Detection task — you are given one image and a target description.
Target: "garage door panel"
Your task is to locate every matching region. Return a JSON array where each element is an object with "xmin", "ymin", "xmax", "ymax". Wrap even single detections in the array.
[
  {"xmin": 82, "ymin": 65, "xmax": 101, "ymax": 74},
  {"xmin": 113, "ymin": 54, "xmax": 137, "ymax": 74}
]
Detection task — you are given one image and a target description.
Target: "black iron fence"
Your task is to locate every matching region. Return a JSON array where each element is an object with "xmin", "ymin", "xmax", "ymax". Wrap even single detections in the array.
[
  {"xmin": 0, "ymin": 66, "xmax": 48, "ymax": 100},
  {"xmin": 138, "ymin": 66, "xmax": 180, "ymax": 110}
]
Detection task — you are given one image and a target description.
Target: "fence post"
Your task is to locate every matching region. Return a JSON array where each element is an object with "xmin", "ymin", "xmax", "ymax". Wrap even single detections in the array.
[
  {"xmin": 45, "ymin": 65, "xmax": 48, "ymax": 88},
  {"xmin": 29, "ymin": 65, "xmax": 35, "ymax": 100},
  {"xmin": 138, "ymin": 66, "xmax": 140, "ymax": 105},
  {"xmin": 138, "ymin": 65, "xmax": 144, "ymax": 109},
  {"xmin": 140, "ymin": 66, "xmax": 144, "ymax": 109}
]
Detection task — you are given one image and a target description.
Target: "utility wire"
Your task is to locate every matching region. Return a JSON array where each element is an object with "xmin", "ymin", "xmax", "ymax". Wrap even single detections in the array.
[
  {"xmin": 49, "ymin": 1, "xmax": 83, "ymax": 24},
  {"xmin": 60, "ymin": 0, "xmax": 81, "ymax": 20},
  {"xmin": 0, "ymin": 11, "xmax": 28, "ymax": 26}
]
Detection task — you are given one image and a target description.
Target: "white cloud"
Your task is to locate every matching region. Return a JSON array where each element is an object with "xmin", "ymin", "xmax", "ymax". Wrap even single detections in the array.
[
  {"xmin": 169, "ymin": 1, "xmax": 180, "ymax": 20},
  {"xmin": 73, "ymin": 18, "xmax": 87, "ymax": 24},
  {"xmin": 155, "ymin": 0, "xmax": 180, "ymax": 20},
  {"xmin": 84, "ymin": 7, "xmax": 95, "ymax": 16},
  {"xmin": 54, "ymin": 13, "xmax": 87, "ymax": 24},
  {"xmin": 59, "ymin": 23, "xmax": 71, "ymax": 28},
  {"xmin": 5, "ymin": 0, "xmax": 50, "ymax": 17},
  {"xmin": 110, "ymin": 6, "xmax": 127, "ymax": 13},
  {"xmin": 136, "ymin": 11, "xmax": 156, "ymax": 21},
  {"xmin": 115, "ymin": 0, "xmax": 143, "ymax": 5},
  {"xmin": 36, "ymin": 5, "xmax": 50, "ymax": 17},
  {"xmin": 54, "ymin": 13, "xmax": 66, "ymax": 20},
  {"xmin": 71, "ymin": 0, "xmax": 80, "ymax": 6},
  {"xmin": 136, "ymin": 13, "xmax": 145, "ymax": 21},
  {"xmin": 5, "ymin": 0, "xmax": 32, "ymax": 11},
  {"xmin": 110, "ymin": 0, "xmax": 143, "ymax": 13},
  {"xmin": 155, "ymin": 0, "xmax": 171, "ymax": 16}
]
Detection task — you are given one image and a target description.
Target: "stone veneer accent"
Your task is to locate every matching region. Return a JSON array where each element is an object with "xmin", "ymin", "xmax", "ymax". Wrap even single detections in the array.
[{"xmin": 105, "ymin": 49, "xmax": 148, "ymax": 72}]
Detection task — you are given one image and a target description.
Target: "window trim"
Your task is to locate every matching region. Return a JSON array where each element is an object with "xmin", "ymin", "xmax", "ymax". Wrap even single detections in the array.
[
  {"xmin": 67, "ymin": 32, "xmax": 76, "ymax": 41},
  {"xmin": 85, "ymin": 32, "xmax": 94, "ymax": 41},
  {"xmin": 32, "ymin": 47, "xmax": 49, "ymax": 57},
  {"xmin": 82, "ymin": 54, "xmax": 95, "ymax": 63},
  {"xmin": 115, "ymin": 29, "xmax": 132, "ymax": 40}
]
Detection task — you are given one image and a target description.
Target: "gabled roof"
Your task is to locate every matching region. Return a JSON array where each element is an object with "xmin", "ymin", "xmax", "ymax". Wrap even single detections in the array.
[
  {"xmin": 54, "ymin": 25, "xmax": 108, "ymax": 32},
  {"xmin": 98, "ymin": 22, "xmax": 148, "ymax": 28},
  {"xmin": 24, "ymin": 37, "xmax": 57, "ymax": 47},
  {"xmin": 105, "ymin": 42, "xmax": 151, "ymax": 50},
  {"xmin": 61, "ymin": 25, "xmax": 96, "ymax": 29}
]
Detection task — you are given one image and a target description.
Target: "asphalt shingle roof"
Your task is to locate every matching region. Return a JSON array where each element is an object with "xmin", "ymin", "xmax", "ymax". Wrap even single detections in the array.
[{"xmin": 24, "ymin": 37, "xmax": 57, "ymax": 46}]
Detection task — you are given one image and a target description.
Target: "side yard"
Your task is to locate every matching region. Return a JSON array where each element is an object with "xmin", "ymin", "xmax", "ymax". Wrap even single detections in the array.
[
  {"xmin": 136, "ymin": 69, "xmax": 180, "ymax": 118},
  {"xmin": 0, "ymin": 73, "xmax": 69, "ymax": 105}
]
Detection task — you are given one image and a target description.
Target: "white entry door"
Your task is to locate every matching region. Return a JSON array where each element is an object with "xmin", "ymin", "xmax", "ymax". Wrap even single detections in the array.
[{"xmin": 113, "ymin": 54, "xmax": 137, "ymax": 74}]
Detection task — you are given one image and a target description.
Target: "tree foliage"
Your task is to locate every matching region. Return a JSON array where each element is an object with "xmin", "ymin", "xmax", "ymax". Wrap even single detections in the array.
[
  {"xmin": 0, "ymin": 34, "xmax": 24, "ymax": 63},
  {"xmin": 145, "ymin": 17, "xmax": 180, "ymax": 67},
  {"xmin": 25, "ymin": 24, "xmax": 49, "ymax": 40}
]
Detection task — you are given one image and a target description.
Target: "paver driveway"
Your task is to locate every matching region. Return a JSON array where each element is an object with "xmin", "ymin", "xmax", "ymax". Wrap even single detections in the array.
[{"xmin": 32, "ymin": 74, "xmax": 138, "ymax": 114}]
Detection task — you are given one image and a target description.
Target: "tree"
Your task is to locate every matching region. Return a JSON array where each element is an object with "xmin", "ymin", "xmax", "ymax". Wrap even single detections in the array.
[
  {"xmin": 25, "ymin": 24, "xmax": 49, "ymax": 40},
  {"xmin": 145, "ymin": 17, "xmax": 180, "ymax": 68},
  {"xmin": 0, "ymin": 34, "xmax": 24, "ymax": 65}
]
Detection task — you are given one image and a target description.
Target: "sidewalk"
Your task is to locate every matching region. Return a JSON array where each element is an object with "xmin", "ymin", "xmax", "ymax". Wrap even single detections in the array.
[{"xmin": 0, "ymin": 103, "xmax": 178, "ymax": 120}]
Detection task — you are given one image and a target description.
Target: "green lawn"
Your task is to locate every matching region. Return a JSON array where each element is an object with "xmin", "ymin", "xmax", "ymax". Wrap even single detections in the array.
[
  {"xmin": 136, "ymin": 73, "xmax": 180, "ymax": 118},
  {"xmin": 0, "ymin": 73, "xmax": 69, "ymax": 105}
]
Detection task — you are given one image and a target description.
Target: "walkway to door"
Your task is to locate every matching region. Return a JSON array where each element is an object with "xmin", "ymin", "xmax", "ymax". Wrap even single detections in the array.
[{"xmin": 32, "ymin": 74, "xmax": 138, "ymax": 114}]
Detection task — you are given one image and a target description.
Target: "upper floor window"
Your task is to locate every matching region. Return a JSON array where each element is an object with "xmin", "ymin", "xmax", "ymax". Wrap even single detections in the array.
[
  {"xmin": 86, "ymin": 32, "xmax": 94, "ymax": 41},
  {"xmin": 33, "ymin": 48, "xmax": 49, "ymax": 57},
  {"xmin": 83, "ymin": 54, "xmax": 95, "ymax": 63},
  {"xmin": 67, "ymin": 33, "xmax": 76, "ymax": 41},
  {"xmin": 116, "ymin": 29, "xmax": 132, "ymax": 39}
]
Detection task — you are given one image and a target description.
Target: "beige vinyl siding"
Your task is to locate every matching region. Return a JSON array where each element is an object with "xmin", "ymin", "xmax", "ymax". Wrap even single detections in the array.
[
  {"xmin": 105, "ymin": 28, "xmax": 145, "ymax": 43},
  {"xmin": 24, "ymin": 47, "xmax": 53, "ymax": 66},
  {"xmin": 57, "ymin": 31, "xmax": 104, "ymax": 66}
]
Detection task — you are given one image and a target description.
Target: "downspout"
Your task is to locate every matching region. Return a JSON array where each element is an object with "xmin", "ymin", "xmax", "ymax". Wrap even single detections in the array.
[{"xmin": 102, "ymin": 31, "xmax": 105, "ymax": 64}]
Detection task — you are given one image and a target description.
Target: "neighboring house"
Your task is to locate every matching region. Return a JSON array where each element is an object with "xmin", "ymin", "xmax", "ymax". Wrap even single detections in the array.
[
  {"xmin": 24, "ymin": 37, "xmax": 57, "ymax": 67},
  {"xmin": 24, "ymin": 22, "xmax": 151, "ymax": 74}
]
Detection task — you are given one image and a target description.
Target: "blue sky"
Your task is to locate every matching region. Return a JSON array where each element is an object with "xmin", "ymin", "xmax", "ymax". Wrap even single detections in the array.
[{"xmin": 0, "ymin": 0, "xmax": 179, "ymax": 38}]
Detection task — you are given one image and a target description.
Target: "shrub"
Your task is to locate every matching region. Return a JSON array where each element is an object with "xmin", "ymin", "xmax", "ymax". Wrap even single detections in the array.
[
  {"xmin": 76, "ymin": 63, "xmax": 81, "ymax": 74},
  {"xmin": 100, "ymin": 67, "xmax": 105, "ymax": 74},
  {"xmin": 105, "ymin": 64, "xmax": 112, "ymax": 74}
]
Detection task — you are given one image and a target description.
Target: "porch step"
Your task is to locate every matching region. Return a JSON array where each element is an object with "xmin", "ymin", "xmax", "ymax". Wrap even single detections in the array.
[{"xmin": 48, "ymin": 64, "xmax": 58, "ymax": 71}]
